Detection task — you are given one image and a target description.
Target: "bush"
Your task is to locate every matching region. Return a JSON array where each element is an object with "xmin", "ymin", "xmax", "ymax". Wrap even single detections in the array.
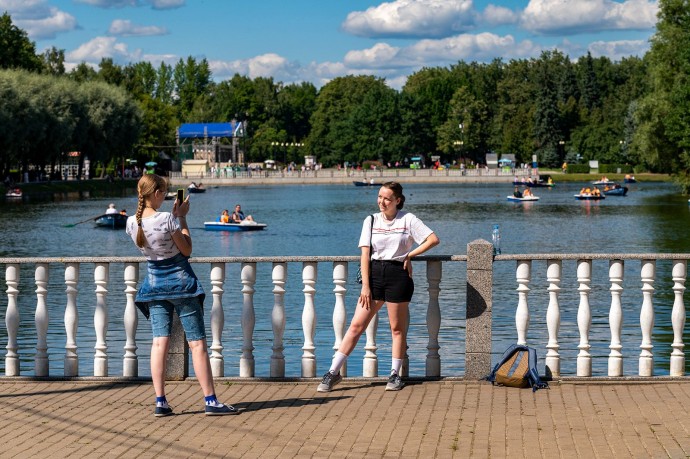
[
  {"xmin": 599, "ymin": 164, "xmax": 634, "ymax": 174},
  {"xmin": 566, "ymin": 164, "xmax": 590, "ymax": 174}
]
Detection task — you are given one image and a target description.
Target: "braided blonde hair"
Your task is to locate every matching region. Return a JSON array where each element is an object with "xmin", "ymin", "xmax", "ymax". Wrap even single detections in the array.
[{"xmin": 135, "ymin": 174, "xmax": 167, "ymax": 248}]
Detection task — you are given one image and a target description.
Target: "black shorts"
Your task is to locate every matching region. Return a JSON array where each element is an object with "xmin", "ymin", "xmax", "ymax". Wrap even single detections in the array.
[{"xmin": 369, "ymin": 259, "xmax": 414, "ymax": 303}]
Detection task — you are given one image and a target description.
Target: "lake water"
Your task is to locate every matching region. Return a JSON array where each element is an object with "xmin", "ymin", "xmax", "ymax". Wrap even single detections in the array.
[{"xmin": 2, "ymin": 180, "xmax": 690, "ymax": 377}]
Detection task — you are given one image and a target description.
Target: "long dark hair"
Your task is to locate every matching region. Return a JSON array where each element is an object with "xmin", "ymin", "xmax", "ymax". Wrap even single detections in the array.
[{"xmin": 381, "ymin": 181, "xmax": 405, "ymax": 209}]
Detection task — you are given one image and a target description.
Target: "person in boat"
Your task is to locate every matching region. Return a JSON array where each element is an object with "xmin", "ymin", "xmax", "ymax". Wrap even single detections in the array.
[
  {"xmin": 105, "ymin": 203, "xmax": 118, "ymax": 215},
  {"xmin": 317, "ymin": 181, "xmax": 440, "ymax": 393},
  {"xmin": 231, "ymin": 204, "xmax": 254, "ymax": 223},
  {"xmin": 547, "ymin": 177, "xmax": 553, "ymax": 185},
  {"xmin": 220, "ymin": 209, "xmax": 230, "ymax": 223},
  {"xmin": 120, "ymin": 209, "xmax": 127, "ymax": 216},
  {"xmin": 513, "ymin": 187, "xmax": 523, "ymax": 198},
  {"xmin": 125, "ymin": 174, "xmax": 237, "ymax": 417},
  {"xmin": 523, "ymin": 188, "xmax": 533, "ymax": 197},
  {"xmin": 592, "ymin": 187, "xmax": 601, "ymax": 196}
]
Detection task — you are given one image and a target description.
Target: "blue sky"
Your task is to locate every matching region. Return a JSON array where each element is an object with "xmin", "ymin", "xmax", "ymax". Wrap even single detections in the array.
[{"xmin": 2, "ymin": 0, "xmax": 658, "ymax": 89}]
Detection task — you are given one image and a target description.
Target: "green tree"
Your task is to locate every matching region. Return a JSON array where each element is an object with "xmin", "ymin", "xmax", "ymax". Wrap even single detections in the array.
[
  {"xmin": 40, "ymin": 47, "xmax": 66, "ymax": 76},
  {"xmin": 308, "ymin": 75, "xmax": 400, "ymax": 167},
  {"xmin": 173, "ymin": 57, "xmax": 212, "ymax": 119},
  {"xmin": 0, "ymin": 13, "xmax": 42, "ymax": 72}
]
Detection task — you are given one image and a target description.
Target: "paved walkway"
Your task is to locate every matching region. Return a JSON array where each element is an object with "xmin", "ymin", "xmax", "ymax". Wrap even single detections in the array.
[{"xmin": 1, "ymin": 379, "xmax": 689, "ymax": 458}]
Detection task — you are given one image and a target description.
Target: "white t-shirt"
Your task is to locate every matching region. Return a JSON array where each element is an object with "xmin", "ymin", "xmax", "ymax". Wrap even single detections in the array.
[
  {"xmin": 358, "ymin": 210, "xmax": 434, "ymax": 262},
  {"xmin": 126, "ymin": 212, "xmax": 181, "ymax": 261}
]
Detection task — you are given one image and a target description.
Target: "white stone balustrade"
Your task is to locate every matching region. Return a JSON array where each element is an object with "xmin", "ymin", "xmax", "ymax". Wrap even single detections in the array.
[{"xmin": 1, "ymin": 252, "xmax": 689, "ymax": 382}]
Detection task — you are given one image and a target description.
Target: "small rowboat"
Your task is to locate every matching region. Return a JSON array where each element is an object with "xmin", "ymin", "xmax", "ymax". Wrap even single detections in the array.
[
  {"xmin": 5, "ymin": 188, "xmax": 22, "ymax": 198},
  {"xmin": 574, "ymin": 194, "xmax": 605, "ymax": 200},
  {"xmin": 187, "ymin": 186, "xmax": 206, "ymax": 194},
  {"xmin": 204, "ymin": 221, "xmax": 267, "ymax": 231},
  {"xmin": 603, "ymin": 185, "xmax": 628, "ymax": 196},
  {"xmin": 94, "ymin": 213, "xmax": 128, "ymax": 229},
  {"xmin": 592, "ymin": 180, "xmax": 616, "ymax": 186},
  {"xmin": 353, "ymin": 181, "xmax": 382, "ymax": 187},
  {"xmin": 506, "ymin": 195, "xmax": 540, "ymax": 202}
]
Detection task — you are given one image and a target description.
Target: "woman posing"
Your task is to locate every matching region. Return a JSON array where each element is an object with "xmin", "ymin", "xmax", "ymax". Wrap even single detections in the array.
[
  {"xmin": 126, "ymin": 174, "xmax": 237, "ymax": 417},
  {"xmin": 317, "ymin": 181, "xmax": 440, "ymax": 392}
]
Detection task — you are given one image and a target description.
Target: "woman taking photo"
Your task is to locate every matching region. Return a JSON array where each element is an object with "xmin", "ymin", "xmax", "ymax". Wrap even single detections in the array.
[
  {"xmin": 318, "ymin": 181, "xmax": 440, "ymax": 392},
  {"xmin": 126, "ymin": 174, "xmax": 237, "ymax": 417}
]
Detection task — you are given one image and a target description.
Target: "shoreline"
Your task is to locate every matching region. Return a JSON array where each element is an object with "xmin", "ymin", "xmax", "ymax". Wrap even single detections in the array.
[
  {"xmin": 5, "ymin": 171, "xmax": 671, "ymax": 197},
  {"xmin": 167, "ymin": 173, "xmax": 517, "ymax": 187}
]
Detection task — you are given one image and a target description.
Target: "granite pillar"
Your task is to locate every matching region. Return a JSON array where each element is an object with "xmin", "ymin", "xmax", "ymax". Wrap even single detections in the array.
[
  {"xmin": 465, "ymin": 239, "xmax": 493, "ymax": 380},
  {"xmin": 166, "ymin": 313, "xmax": 189, "ymax": 380}
]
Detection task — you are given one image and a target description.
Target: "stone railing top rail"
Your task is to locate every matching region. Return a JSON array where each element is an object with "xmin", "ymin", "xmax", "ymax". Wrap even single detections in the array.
[
  {"xmin": 0, "ymin": 255, "xmax": 466, "ymax": 263},
  {"xmin": 3, "ymin": 253, "xmax": 690, "ymax": 264}
]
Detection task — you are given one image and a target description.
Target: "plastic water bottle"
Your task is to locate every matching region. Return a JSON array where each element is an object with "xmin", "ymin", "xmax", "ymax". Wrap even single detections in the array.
[{"xmin": 492, "ymin": 224, "xmax": 501, "ymax": 255}]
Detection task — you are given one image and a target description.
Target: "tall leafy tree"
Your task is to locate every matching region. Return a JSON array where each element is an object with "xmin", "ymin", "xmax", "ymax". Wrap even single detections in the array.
[
  {"xmin": 635, "ymin": 0, "xmax": 690, "ymax": 177},
  {"xmin": 0, "ymin": 13, "xmax": 42, "ymax": 72},
  {"xmin": 173, "ymin": 57, "xmax": 211, "ymax": 119},
  {"xmin": 40, "ymin": 47, "xmax": 66, "ymax": 76}
]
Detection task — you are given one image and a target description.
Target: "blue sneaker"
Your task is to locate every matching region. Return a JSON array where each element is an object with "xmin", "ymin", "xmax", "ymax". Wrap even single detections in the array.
[
  {"xmin": 154, "ymin": 405, "xmax": 173, "ymax": 417},
  {"xmin": 205, "ymin": 403, "xmax": 238, "ymax": 416}
]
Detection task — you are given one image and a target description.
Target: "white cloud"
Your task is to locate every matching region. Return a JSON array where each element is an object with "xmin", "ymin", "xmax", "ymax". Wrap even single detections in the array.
[
  {"xmin": 75, "ymin": 0, "xmax": 137, "ymax": 7},
  {"xmin": 345, "ymin": 33, "xmax": 542, "ymax": 69},
  {"xmin": 0, "ymin": 0, "xmax": 77, "ymax": 39},
  {"xmin": 343, "ymin": 0, "xmax": 476, "ymax": 38},
  {"xmin": 344, "ymin": 43, "xmax": 401, "ymax": 67},
  {"xmin": 108, "ymin": 19, "xmax": 167, "ymax": 36},
  {"xmin": 481, "ymin": 4, "xmax": 518, "ymax": 26},
  {"xmin": 66, "ymin": 36, "xmax": 141, "ymax": 64},
  {"xmin": 587, "ymin": 39, "xmax": 650, "ymax": 60},
  {"xmin": 521, "ymin": 0, "xmax": 658, "ymax": 35},
  {"xmin": 149, "ymin": 0, "xmax": 184, "ymax": 9}
]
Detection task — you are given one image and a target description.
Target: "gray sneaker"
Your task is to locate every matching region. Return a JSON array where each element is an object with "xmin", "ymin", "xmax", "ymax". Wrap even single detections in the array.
[
  {"xmin": 317, "ymin": 371, "xmax": 342, "ymax": 392},
  {"xmin": 385, "ymin": 372, "xmax": 404, "ymax": 391}
]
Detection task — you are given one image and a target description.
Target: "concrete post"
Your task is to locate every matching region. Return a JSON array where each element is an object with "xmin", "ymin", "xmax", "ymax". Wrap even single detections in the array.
[
  {"xmin": 465, "ymin": 239, "xmax": 493, "ymax": 380},
  {"xmin": 166, "ymin": 314, "xmax": 188, "ymax": 380}
]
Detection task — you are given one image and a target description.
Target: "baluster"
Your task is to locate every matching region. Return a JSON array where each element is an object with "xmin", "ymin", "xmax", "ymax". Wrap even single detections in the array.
[
  {"xmin": 93, "ymin": 262, "xmax": 109, "ymax": 376},
  {"xmin": 576, "ymin": 259, "xmax": 592, "ymax": 376},
  {"xmin": 639, "ymin": 259, "xmax": 656, "ymax": 376},
  {"xmin": 363, "ymin": 311, "xmax": 379, "ymax": 377},
  {"xmin": 545, "ymin": 260, "xmax": 561, "ymax": 379},
  {"xmin": 64, "ymin": 262, "xmax": 79, "ymax": 377},
  {"xmin": 426, "ymin": 260, "xmax": 442, "ymax": 377},
  {"xmin": 34, "ymin": 263, "xmax": 49, "ymax": 376},
  {"xmin": 301, "ymin": 262, "xmax": 317, "ymax": 377},
  {"xmin": 332, "ymin": 262, "xmax": 348, "ymax": 377},
  {"xmin": 5, "ymin": 264, "xmax": 20, "ymax": 376},
  {"xmin": 123, "ymin": 263, "xmax": 139, "ymax": 377},
  {"xmin": 608, "ymin": 260, "xmax": 624, "ymax": 377},
  {"xmin": 670, "ymin": 260, "xmax": 686, "ymax": 376},
  {"xmin": 271, "ymin": 262, "xmax": 287, "ymax": 377},
  {"xmin": 515, "ymin": 260, "xmax": 531, "ymax": 345},
  {"xmin": 240, "ymin": 262, "xmax": 256, "ymax": 377},
  {"xmin": 210, "ymin": 262, "xmax": 225, "ymax": 377}
]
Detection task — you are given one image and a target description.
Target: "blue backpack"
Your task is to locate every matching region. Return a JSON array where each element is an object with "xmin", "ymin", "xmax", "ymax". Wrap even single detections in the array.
[{"xmin": 485, "ymin": 344, "xmax": 549, "ymax": 392}]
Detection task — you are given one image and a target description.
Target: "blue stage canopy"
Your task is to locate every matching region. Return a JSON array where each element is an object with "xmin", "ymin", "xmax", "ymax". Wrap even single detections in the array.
[{"xmin": 178, "ymin": 122, "xmax": 243, "ymax": 139}]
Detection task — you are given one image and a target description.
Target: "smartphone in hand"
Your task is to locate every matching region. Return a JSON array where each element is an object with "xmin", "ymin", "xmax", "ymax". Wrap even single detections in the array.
[{"xmin": 177, "ymin": 188, "xmax": 184, "ymax": 204}]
